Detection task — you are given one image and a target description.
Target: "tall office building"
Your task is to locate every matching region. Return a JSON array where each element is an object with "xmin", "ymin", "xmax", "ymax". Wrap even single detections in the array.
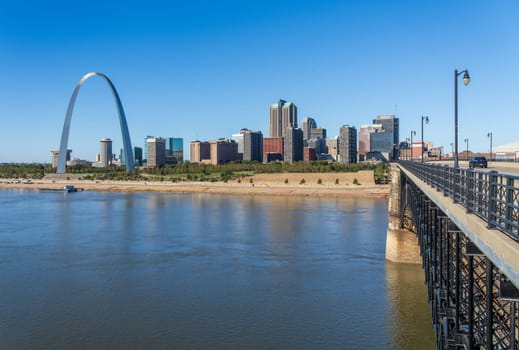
[
  {"xmin": 99, "ymin": 138, "xmax": 112, "ymax": 167},
  {"xmin": 301, "ymin": 117, "xmax": 317, "ymax": 141},
  {"xmin": 284, "ymin": 127, "xmax": 303, "ymax": 163},
  {"xmin": 165, "ymin": 137, "xmax": 184, "ymax": 162},
  {"xmin": 143, "ymin": 135, "xmax": 153, "ymax": 162},
  {"xmin": 242, "ymin": 130, "xmax": 263, "ymax": 162},
  {"xmin": 372, "ymin": 115, "xmax": 399, "ymax": 159},
  {"xmin": 209, "ymin": 139, "xmax": 238, "ymax": 165},
  {"xmin": 358, "ymin": 124, "xmax": 383, "ymax": 160},
  {"xmin": 339, "ymin": 125, "xmax": 357, "ymax": 164},
  {"xmin": 269, "ymin": 99, "xmax": 297, "ymax": 137},
  {"xmin": 147, "ymin": 137, "xmax": 166, "ymax": 167},
  {"xmin": 190, "ymin": 141, "xmax": 211, "ymax": 163},
  {"xmin": 231, "ymin": 130, "xmax": 245, "ymax": 159}
]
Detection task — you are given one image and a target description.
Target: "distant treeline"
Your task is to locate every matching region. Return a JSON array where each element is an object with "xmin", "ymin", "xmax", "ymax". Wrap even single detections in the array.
[
  {"xmin": 0, "ymin": 161, "xmax": 390, "ymax": 184},
  {"xmin": 0, "ymin": 164, "xmax": 49, "ymax": 179}
]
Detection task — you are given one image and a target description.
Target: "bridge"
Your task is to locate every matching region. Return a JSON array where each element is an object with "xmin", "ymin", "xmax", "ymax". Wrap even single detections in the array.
[{"xmin": 387, "ymin": 161, "xmax": 519, "ymax": 349}]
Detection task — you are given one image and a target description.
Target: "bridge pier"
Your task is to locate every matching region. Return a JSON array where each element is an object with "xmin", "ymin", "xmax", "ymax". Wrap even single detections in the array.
[{"xmin": 386, "ymin": 164, "xmax": 421, "ymax": 264}]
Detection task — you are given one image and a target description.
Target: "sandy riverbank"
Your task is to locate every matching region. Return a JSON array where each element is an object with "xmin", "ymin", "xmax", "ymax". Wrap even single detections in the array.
[{"xmin": 0, "ymin": 171, "xmax": 389, "ymax": 198}]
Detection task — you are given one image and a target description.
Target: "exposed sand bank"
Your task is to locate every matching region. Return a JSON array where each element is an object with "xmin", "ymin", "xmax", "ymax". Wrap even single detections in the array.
[{"xmin": 0, "ymin": 171, "xmax": 389, "ymax": 198}]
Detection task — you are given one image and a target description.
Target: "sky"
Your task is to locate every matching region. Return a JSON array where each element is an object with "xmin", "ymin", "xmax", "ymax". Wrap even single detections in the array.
[{"xmin": 1, "ymin": 0, "xmax": 518, "ymax": 163}]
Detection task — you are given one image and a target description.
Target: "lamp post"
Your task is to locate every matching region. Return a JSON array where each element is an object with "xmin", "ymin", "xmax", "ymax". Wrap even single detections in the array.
[
  {"xmin": 465, "ymin": 138, "xmax": 469, "ymax": 161},
  {"xmin": 421, "ymin": 116, "xmax": 429, "ymax": 163},
  {"xmin": 454, "ymin": 69, "xmax": 471, "ymax": 167},
  {"xmin": 406, "ymin": 138, "xmax": 410, "ymax": 160},
  {"xmin": 487, "ymin": 132, "xmax": 493, "ymax": 161},
  {"xmin": 410, "ymin": 130, "xmax": 416, "ymax": 161}
]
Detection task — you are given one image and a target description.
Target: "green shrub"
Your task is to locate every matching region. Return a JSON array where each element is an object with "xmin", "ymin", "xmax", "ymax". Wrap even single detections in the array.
[
  {"xmin": 300, "ymin": 178, "xmax": 306, "ymax": 184},
  {"xmin": 317, "ymin": 178, "xmax": 322, "ymax": 185}
]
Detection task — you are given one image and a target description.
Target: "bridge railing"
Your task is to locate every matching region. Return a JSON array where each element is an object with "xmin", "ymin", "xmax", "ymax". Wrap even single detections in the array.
[{"xmin": 398, "ymin": 161, "xmax": 519, "ymax": 241}]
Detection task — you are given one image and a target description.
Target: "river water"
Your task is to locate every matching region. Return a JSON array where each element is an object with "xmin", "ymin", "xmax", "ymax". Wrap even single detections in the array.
[{"xmin": 0, "ymin": 189, "xmax": 435, "ymax": 349}]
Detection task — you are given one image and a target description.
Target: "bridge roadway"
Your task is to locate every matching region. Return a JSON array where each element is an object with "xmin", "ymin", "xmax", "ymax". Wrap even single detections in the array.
[
  {"xmin": 396, "ymin": 161, "xmax": 519, "ymax": 349},
  {"xmin": 400, "ymin": 162, "xmax": 519, "ymax": 288}
]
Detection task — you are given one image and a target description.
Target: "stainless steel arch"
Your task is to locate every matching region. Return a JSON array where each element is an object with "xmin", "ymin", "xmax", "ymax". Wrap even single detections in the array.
[{"xmin": 57, "ymin": 72, "xmax": 135, "ymax": 173}]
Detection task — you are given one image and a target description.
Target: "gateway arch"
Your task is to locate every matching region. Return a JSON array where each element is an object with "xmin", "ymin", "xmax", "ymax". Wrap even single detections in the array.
[{"xmin": 57, "ymin": 72, "xmax": 135, "ymax": 173}]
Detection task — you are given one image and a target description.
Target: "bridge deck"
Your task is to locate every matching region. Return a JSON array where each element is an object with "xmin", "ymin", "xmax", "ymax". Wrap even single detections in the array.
[{"xmin": 399, "ymin": 164, "xmax": 519, "ymax": 289}]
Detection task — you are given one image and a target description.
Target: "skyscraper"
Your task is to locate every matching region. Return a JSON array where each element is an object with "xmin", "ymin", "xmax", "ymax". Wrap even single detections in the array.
[
  {"xmin": 339, "ymin": 125, "xmax": 357, "ymax": 164},
  {"xmin": 358, "ymin": 124, "xmax": 383, "ymax": 161},
  {"xmin": 302, "ymin": 117, "xmax": 317, "ymax": 141},
  {"xmin": 242, "ymin": 130, "xmax": 263, "ymax": 162},
  {"xmin": 143, "ymin": 135, "xmax": 153, "ymax": 162},
  {"xmin": 269, "ymin": 99, "xmax": 297, "ymax": 137},
  {"xmin": 284, "ymin": 127, "xmax": 303, "ymax": 163},
  {"xmin": 372, "ymin": 115, "xmax": 399, "ymax": 159},
  {"xmin": 165, "ymin": 137, "xmax": 184, "ymax": 162},
  {"xmin": 99, "ymin": 138, "xmax": 112, "ymax": 167},
  {"xmin": 147, "ymin": 137, "xmax": 166, "ymax": 167}
]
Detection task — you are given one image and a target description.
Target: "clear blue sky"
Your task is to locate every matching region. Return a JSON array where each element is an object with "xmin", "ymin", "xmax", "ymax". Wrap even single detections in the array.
[{"xmin": 1, "ymin": 0, "xmax": 518, "ymax": 163}]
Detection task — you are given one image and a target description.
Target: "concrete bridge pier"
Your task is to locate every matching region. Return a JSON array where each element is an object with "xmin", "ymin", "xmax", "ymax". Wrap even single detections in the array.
[{"xmin": 386, "ymin": 164, "xmax": 421, "ymax": 264}]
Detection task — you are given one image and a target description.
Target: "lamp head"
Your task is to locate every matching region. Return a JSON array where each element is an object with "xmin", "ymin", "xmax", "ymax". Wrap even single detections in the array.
[
  {"xmin": 462, "ymin": 71, "xmax": 470, "ymax": 86},
  {"xmin": 424, "ymin": 116, "xmax": 429, "ymax": 124}
]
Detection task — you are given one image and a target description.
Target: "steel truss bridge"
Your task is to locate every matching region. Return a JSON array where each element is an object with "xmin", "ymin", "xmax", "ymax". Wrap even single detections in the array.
[{"xmin": 397, "ymin": 161, "xmax": 519, "ymax": 349}]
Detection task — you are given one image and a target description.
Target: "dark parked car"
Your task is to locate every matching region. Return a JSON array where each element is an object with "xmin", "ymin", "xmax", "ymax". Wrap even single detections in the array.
[{"xmin": 469, "ymin": 156, "xmax": 488, "ymax": 168}]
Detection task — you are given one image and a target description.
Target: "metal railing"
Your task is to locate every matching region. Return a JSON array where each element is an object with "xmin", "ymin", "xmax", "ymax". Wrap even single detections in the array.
[{"xmin": 398, "ymin": 161, "xmax": 519, "ymax": 241}]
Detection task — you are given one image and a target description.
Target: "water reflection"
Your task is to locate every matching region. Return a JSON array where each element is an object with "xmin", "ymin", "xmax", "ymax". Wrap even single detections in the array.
[
  {"xmin": 1, "ymin": 190, "xmax": 435, "ymax": 349},
  {"xmin": 385, "ymin": 261, "xmax": 436, "ymax": 349}
]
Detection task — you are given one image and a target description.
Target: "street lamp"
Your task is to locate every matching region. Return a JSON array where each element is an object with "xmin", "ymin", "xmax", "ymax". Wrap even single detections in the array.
[
  {"xmin": 487, "ymin": 132, "xmax": 493, "ymax": 161},
  {"xmin": 406, "ymin": 138, "xmax": 410, "ymax": 160},
  {"xmin": 421, "ymin": 116, "xmax": 429, "ymax": 163},
  {"xmin": 410, "ymin": 130, "xmax": 416, "ymax": 161},
  {"xmin": 465, "ymin": 138, "xmax": 469, "ymax": 161},
  {"xmin": 454, "ymin": 69, "xmax": 471, "ymax": 167}
]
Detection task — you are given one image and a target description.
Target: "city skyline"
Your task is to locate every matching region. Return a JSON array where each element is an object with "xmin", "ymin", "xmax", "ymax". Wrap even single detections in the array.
[{"xmin": 1, "ymin": 1, "xmax": 518, "ymax": 163}]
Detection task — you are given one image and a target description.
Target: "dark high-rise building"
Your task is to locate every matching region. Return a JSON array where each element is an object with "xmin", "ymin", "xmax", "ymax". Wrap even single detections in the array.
[
  {"xmin": 284, "ymin": 127, "xmax": 303, "ymax": 163},
  {"xmin": 270, "ymin": 99, "xmax": 297, "ymax": 137},
  {"xmin": 242, "ymin": 130, "xmax": 263, "ymax": 162},
  {"xmin": 339, "ymin": 125, "xmax": 357, "ymax": 164}
]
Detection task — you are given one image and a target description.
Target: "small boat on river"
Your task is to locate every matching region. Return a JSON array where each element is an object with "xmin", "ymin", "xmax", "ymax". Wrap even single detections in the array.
[{"xmin": 39, "ymin": 185, "xmax": 81, "ymax": 193}]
